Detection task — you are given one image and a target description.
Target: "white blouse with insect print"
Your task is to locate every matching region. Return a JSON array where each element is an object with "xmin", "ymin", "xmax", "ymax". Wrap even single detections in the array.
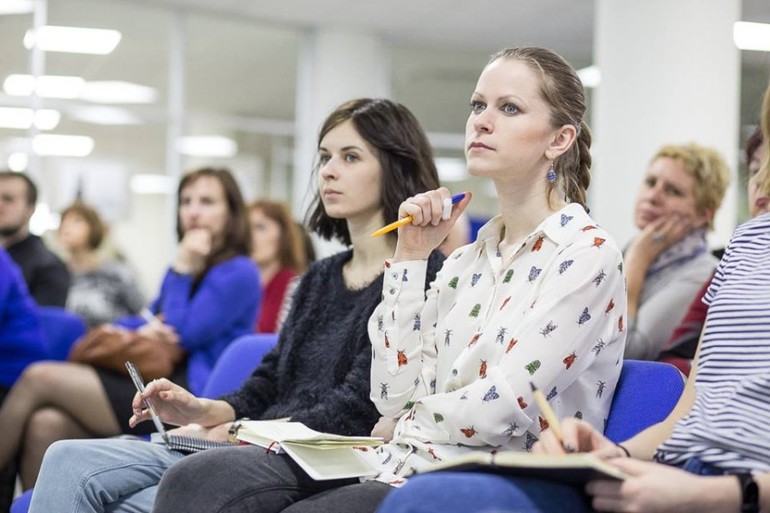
[{"xmin": 367, "ymin": 203, "xmax": 627, "ymax": 484}]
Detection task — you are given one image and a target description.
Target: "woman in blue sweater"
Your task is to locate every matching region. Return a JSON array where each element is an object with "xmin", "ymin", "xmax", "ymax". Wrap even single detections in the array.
[
  {"xmin": 0, "ymin": 248, "xmax": 46, "ymax": 400},
  {"xmin": 0, "ymin": 167, "xmax": 260, "ymax": 490}
]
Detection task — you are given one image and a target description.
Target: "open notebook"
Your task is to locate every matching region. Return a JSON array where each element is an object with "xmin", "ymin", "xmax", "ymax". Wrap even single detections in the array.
[
  {"xmin": 125, "ymin": 361, "xmax": 234, "ymax": 453},
  {"xmin": 414, "ymin": 451, "xmax": 627, "ymax": 485},
  {"xmin": 236, "ymin": 420, "xmax": 383, "ymax": 480}
]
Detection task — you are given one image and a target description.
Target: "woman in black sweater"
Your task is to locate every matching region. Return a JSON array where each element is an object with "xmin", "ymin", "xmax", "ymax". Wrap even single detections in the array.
[{"xmin": 29, "ymin": 97, "xmax": 445, "ymax": 513}]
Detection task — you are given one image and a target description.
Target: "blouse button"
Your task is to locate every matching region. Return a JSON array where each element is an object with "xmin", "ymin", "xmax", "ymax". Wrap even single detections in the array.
[{"xmin": 389, "ymin": 288, "xmax": 396, "ymax": 295}]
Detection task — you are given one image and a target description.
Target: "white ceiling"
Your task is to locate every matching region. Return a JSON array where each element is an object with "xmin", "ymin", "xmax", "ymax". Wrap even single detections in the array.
[{"xmin": 1, "ymin": 0, "xmax": 769, "ymax": 175}]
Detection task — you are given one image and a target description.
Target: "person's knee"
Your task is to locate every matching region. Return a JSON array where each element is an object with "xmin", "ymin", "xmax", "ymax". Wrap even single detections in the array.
[
  {"xmin": 25, "ymin": 408, "xmax": 70, "ymax": 444},
  {"xmin": 159, "ymin": 452, "xmax": 204, "ymax": 492},
  {"xmin": 40, "ymin": 439, "xmax": 82, "ymax": 469},
  {"xmin": 17, "ymin": 362, "xmax": 65, "ymax": 395}
]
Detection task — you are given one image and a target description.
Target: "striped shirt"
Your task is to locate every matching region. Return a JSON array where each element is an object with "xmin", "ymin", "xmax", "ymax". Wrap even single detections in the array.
[{"xmin": 655, "ymin": 213, "xmax": 770, "ymax": 473}]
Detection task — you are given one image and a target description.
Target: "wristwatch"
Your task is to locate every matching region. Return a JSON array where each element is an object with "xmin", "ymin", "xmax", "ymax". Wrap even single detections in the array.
[
  {"xmin": 227, "ymin": 417, "xmax": 249, "ymax": 444},
  {"xmin": 735, "ymin": 473, "xmax": 759, "ymax": 513}
]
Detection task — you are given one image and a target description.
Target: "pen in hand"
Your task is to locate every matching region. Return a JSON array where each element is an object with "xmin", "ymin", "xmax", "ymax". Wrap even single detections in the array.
[
  {"xmin": 529, "ymin": 381, "xmax": 572, "ymax": 453},
  {"xmin": 370, "ymin": 193, "xmax": 467, "ymax": 238},
  {"xmin": 139, "ymin": 308, "xmax": 162, "ymax": 327}
]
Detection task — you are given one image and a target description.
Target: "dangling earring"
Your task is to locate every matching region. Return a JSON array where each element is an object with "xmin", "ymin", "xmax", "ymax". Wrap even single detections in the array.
[{"xmin": 546, "ymin": 163, "xmax": 557, "ymax": 183}]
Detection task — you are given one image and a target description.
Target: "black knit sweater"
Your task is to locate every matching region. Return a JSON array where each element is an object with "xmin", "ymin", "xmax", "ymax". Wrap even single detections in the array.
[{"xmin": 221, "ymin": 249, "xmax": 445, "ymax": 436}]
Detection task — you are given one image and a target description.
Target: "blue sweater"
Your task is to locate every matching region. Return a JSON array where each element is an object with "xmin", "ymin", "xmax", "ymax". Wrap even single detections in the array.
[
  {"xmin": 0, "ymin": 249, "xmax": 47, "ymax": 388},
  {"xmin": 123, "ymin": 256, "xmax": 261, "ymax": 395}
]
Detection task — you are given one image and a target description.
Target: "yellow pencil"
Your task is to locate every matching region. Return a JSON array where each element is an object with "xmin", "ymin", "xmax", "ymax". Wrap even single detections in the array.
[
  {"xmin": 529, "ymin": 381, "xmax": 565, "ymax": 447},
  {"xmin": 370, "ymin": 193, "xmax": 466, "ymax": 238}
]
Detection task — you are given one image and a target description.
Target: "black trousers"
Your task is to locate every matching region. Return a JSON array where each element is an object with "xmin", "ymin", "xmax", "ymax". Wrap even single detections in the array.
[{"xmin": 153, "ymin": 444, "xmax": 392, "ymax": 513}]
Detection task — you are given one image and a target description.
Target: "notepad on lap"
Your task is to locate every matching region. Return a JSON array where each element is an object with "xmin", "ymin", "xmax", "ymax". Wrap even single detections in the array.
[
  {"xmin": 125, "ymin": 360, "xmax": 234, "ymax": 454},
  {"xmin": 414, "ymin": 451, "xmax": 627, "ymax": 485},
  {"xmin": 236, "ymin": 420, "xmax": 383, "ymax": 480}
]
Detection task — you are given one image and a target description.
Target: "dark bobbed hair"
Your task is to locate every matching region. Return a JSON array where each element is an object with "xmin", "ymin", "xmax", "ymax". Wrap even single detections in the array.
[
  {"xmin": 0, "ymin": 170, "xmax": 37, "ymax": 206},
  {"xmin": 176, "ymin": 167, "xmax": 251, "ymax": 271},
  {"xmin": 488, "ymin": 47, "xmax": 592, "ymax": 210},
  {"xmin": 746, "ymin": 127, "xmax": 763, "ymax": 165},
  {"xmin": 60, "ymin": 201, "xmax": 105, "ymax": 250},
  {"xmin": 306, "ymin": 98, "xmax": 441, "ymax": 245},
  {"xmin": 249, "ymin": 199, "xmax": 308, "ymax": 274}
]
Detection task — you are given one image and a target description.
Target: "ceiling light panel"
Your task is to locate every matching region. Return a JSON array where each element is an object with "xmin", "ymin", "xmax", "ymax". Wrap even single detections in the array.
[
  {"xmin": 3, "ymin": 74, "xmax": 85, "ymax": 99},
  {"xmin": 81, "ymin": 81, "xmax": 158, "ymax": 104},
  {"xmin": 0, "ymin": 107, "xmax": 60, "ymax": 130},
  {"xmin": 734, "ymin": 21, "xmax": 770, "ymax": 52},
  {"xmin": 177, "ymin": 136, "xmax": 238, "ymax": 158},
  {"xmin": 33, "ymin": 134, "xmax": 94, "ymax": 157},
  {"xmin": 24, "ymin": 25, "xmax": 121, "ymax": 55},
  {"xmin": 0, "ymin": 0, "xmax": 34, "ymax": 15}
]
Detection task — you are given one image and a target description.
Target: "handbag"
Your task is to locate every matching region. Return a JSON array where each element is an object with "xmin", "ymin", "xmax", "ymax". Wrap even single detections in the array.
[{"xmin": 68, "ymin": 324, "xmax": 184, "ymax": 380}]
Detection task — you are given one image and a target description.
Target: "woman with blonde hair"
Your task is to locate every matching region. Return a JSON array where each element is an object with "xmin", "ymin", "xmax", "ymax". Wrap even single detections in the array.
[{"xmin": 623, "ymin": 143, "xmax": 730, "ymax": 360}]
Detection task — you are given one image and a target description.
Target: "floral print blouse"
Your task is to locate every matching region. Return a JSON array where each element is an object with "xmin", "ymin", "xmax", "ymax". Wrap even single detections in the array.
[{"xmin": 367, "ymin": 203, "xmax": 627, "ymax": 484}]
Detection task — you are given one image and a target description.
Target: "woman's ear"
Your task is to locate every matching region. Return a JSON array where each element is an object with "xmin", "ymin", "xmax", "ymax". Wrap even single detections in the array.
[
  {"xmin": 546, "ymin": 124, "xmax": 577, "ymax": 160},
  {"xmin": 695, "ymin": 207, "xmax": 714, "ymax": 229}
]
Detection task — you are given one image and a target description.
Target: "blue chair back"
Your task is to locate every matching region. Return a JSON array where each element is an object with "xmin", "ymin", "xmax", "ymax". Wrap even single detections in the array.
[
  {"xmin": 10, "ymin": 489, "xmax": 31, "ymax": 513},
  {"xmin": 36, "ymin": 306, "xmax": 87, "ymax": 360},
  {"xmin": 604, "ymin": 360, "xmax": 685, "ymax": 443},
  {"xmin": 201, "ymin": 333, "xmax": 279, "ymax": 398}
]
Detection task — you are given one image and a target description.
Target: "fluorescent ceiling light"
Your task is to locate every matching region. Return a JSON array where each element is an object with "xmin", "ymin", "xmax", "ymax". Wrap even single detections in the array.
[
  {"xmin": 130, "ymin": 174, "xmax": 176, "ymax": 195},
  {"xmin": 33, "ymin": 134, "xmax": 94, "ymax": 157},
  {"xmin": 4, "ymin": 74, "xmax": 85, "ymax": 99},
  {"xmin": 24, "ymin": 25, "xmax": 121, "ymax": 55},
  {"xmin": 734, "ymin": 21, "xmax": 770, "ymax": 52},
  {"xmin": 177, "ymin": 136, "xmax": 238, "ymax": 158},
  {"xmin": 577, "ymin": 65, "xmax": 601, "ymax": 88},
  {"xmin": 435, "ymin": 157, "xmax": 468, "ymax": 182},
  {"xmin": 81, "ymin": 81, "xmax": 158, "ymax": 104},
  {"xmin": 70, "ymin": 106, "xmax": 141, "ymax": 125},
  {"xmin": 7, "ymin": 153, "xmax": 29, "ymax": 172},
  {"xmin": 0, "ymin": 107, "xmax": 60, "ymax": 130},
  {"xmin": 0, "ymin": 0, "xmax": 34, "ymax": 15}
]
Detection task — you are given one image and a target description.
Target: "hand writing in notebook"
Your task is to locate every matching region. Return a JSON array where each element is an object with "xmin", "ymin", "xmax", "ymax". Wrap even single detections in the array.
[{"xmin": 532, "ymin": 417, "xmax": 627, "ymax": 460}]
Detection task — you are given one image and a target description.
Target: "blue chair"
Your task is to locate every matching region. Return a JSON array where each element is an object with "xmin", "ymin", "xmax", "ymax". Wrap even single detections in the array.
[
  {"xmin": 201, "ymin": 333, "xmax": 278, "ymax": 398},
  {"xmin": 9, "ymin": 490, "xmax": 30, "ymax": 513},
  {"xmin": 35, "ymin": 307, "xmax": 87, "ymax": 360},
  {"xmin": 604, "ymin": 359, "xmax": 685, "ymax": 442},
  {"xmin": 375, "ymin": 360, "xmax": 687, "ymax": 513}
]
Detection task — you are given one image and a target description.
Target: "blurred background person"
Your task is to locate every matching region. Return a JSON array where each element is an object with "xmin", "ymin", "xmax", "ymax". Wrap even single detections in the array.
[
  {"xmin": 623, "ymin": 143, "xmax": 729, "ymax": 360},
  {"xmin": 58, "ymin": 202, "xmax": 144, "ymax": 328},
  {"xmin": 0, "ymin": 248, "xmax": 47, "ymax": 512},
  {"xmin": 0, "ymin": 171, "xmax": 70, "ymax": 307},
  {"xmin": 659, "ymin": 128, "xmax": 768, "ymax": 374},
  {"xmin": 248, "ymin": 199, "xmax": 308, "ymax": 333},
  {"xmin": 0, "ymin": 167, "xmax": 260, "ymax": 491}
]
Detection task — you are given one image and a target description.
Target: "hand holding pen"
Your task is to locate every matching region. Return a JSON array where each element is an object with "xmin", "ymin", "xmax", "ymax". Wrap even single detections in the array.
[{"xmin": 374, "ymin": 187, "xmax": 471, "ymax": 262}]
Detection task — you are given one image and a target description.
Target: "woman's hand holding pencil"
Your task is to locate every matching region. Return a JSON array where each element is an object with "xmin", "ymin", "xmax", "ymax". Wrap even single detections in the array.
[
  {"xmin": 532, "ymin": 413, "xmax": 626, "ymax": 460},
  {"xmin": 381, "ymin": 187, "xmax": 472, "ymax": 262}
]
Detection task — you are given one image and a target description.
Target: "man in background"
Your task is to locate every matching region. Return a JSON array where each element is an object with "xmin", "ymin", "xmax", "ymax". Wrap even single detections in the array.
[{"xmin": 0, "ymin": 171, "xmax": 70, "ymax": 307}]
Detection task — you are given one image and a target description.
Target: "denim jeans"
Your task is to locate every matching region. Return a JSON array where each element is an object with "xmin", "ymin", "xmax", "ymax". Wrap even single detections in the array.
[{"xmin": 28, "ymin": 439, "xmax": 186, "ymax": 513}]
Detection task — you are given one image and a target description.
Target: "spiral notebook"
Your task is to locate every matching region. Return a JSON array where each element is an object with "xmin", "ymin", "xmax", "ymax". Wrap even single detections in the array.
[{"xmin": 125, "ymin": 361, "xmax": 234, "ymax": 453}]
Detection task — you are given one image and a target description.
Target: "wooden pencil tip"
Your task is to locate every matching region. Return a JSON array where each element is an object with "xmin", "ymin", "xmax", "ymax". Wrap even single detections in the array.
[{"xmin": 529, "ymin": 381, "xmax": 536, "ymax": 391}]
